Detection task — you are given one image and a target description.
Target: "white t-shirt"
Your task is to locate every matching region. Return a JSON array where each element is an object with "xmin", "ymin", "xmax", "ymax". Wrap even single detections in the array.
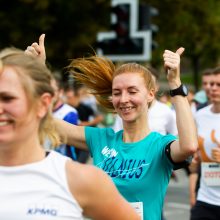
[
  {"xmin": 53, "ymin": 103, "xmax": 78, "ymax": 121},
  {"xmin": 113, "ymin": 100, "xmax": 177, "ymax": 135},
  {"xmin": 0, "ymin": 151, "xmax": 83, "ymax": 220},
  {"xmin": 195, "ymin": 105, "xmax": 220, "ymax": 206}
]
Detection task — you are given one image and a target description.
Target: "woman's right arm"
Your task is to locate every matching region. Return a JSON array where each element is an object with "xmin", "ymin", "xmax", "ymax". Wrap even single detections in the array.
[{"xmin": 55, "ymin": 119, "xmax": 88, "ymax": 151}]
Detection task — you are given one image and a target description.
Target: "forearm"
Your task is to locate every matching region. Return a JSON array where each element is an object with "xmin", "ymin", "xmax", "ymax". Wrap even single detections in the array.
[
  {"xmin": 189, "ymin": 173, "xmax": 198, "ymax": 207},
  {"xmin": 172, "ymin": 96, "xmax": 198, "ymax": 156}
]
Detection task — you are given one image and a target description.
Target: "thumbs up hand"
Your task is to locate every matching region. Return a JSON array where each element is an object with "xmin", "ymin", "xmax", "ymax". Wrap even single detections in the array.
[
  {"xmin": 163, "ymin": 47, "xmax": 185, "ymax": 89},
  {"xmin": 25, "ymin": 34, "xmax": 46, "ymax": 64},
  {"xmin": 212, "ymin": 147, "xmax": 220, "ymax": 163}
]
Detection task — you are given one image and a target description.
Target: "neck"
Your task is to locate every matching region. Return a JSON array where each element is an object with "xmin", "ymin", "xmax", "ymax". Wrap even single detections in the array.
[
  {"xmin": 0, "ymin": 137, "xmax": 45, "ymax": 166},
  {"xmin": 211, "ymin": 103, "xmax": 220, "ymax": 113},
  {"xmin": 122, "ymin": 115, "xmax": 150, "ymax": 143}
]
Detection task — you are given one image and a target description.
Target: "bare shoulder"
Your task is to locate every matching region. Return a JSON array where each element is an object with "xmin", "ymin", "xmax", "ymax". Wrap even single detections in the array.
[
  {"xmin": 65, "ymin": 160, "xmax": 140, "ymax": 220},
  {"xmin": 65, "ymin": 160, "xmax": 112, "ymax": 206},
  {"xmin": 66, "ymin": 160, "xmax": 108, "ymax": 185}
]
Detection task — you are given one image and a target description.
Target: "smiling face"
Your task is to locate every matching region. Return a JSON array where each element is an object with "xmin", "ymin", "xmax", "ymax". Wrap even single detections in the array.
[
  {"xmin": 112, "ymin": 72, "xmax": 154, "ymax": 123},
  {"xmin": 0, "ymin": 67, "xmax": 39, "ymax": 147}
]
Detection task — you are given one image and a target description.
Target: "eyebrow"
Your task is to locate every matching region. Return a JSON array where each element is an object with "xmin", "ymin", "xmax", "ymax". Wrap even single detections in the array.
[
  {"xmin": 113, "ymin": 86, "xmax": 139, "ymax": 90},
  {"xmin": 0, "ymin": 91, "xmax": 16, "ymax": 96}
]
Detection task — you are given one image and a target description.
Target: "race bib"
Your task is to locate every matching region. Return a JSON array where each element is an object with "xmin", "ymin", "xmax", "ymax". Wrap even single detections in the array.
[
  {"xmin": 202, "ymin": 162, "xmax": 220, "ymax": 186},
  {"xmin": 130, "ymin": 202, "xmax": 143, "ymax": 220}
]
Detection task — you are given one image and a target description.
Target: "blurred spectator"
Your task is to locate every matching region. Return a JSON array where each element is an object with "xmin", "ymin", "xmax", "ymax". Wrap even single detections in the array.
[
  {"xmin": 189, "ymin": 68, "xmax": 214, "ymax": 208},
  {"xmin": 64, "ymin": 82, "xmax": 103, "ymax": 163},
  {"xmin": 51, "ymin": 72, "xmax": 78, "ymax": 160},
  {"xmin": 65, "ymin": 83, "xmax": 103, "ymax": 127},
  {"xmin": 158, "ymin": 91, "xmax": 174, "ymax": 110},
  {"xmin": 194, "ymin": 68, "xmax": 213, "ymax": 110}
]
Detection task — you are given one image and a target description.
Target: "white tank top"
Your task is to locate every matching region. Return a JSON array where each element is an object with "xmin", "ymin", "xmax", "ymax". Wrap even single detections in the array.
[{"xmin": 0, "ymin": 151, "xmax": 83, "ymax": 220}]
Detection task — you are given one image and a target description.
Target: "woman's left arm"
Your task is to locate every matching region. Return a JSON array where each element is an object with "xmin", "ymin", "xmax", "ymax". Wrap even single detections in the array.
[{"xmin": 163, "ymin": 48, "xmax": 198, "ymax": 162}]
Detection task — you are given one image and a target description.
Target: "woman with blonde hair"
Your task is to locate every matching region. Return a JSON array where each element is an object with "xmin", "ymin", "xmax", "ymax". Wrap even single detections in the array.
[
  {"xmin": 26, "ymin": 34, "xmax": 198, "ymax": 220},
  {"xmin": 0, "ymin": 47, "xmax": 139, "ymax": 220}
]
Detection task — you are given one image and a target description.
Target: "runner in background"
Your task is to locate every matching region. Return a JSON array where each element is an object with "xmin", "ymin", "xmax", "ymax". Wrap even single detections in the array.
[
  {"xmin": 189, "ymin": 68, "xmax": 214, "ymax": 208},
  {"xmin": 189, "ymin": 67, "xmax": 220, "ymax": 220}
]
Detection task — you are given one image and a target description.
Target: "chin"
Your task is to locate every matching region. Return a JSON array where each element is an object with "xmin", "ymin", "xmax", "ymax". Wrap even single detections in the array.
[
  {"xmin": 0, "ymin": 138, "xmax": 12, "ymax": 146},
  {"xmin": 122, "ymin": 116, "xmax": 136, "ymax": 123},
  {"xmin": 211, "ymin": 98, "xmax": 220, "ymax": 104}
]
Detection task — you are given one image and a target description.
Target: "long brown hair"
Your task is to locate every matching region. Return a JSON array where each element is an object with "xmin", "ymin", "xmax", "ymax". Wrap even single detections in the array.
[{"xmin": 68, "ymin": 55, "xmax": 156, "ymax": 111}]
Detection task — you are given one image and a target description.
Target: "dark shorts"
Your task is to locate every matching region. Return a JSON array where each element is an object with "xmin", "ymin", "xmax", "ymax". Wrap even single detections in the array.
[{"xmin": 190, "ymin": 201, "xmax": 220, "ymax": 220}]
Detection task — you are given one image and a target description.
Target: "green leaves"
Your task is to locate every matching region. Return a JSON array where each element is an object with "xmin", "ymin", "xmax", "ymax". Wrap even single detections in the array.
[{"xmin": 0, "ymin": 0, "xmax": 109, "ymax": 69}]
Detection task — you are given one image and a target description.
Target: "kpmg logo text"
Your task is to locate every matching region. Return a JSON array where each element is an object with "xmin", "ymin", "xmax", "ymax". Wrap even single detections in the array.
[{"xmin": 27, "ymin": 205, "xmax": 57, "ymax": 216}]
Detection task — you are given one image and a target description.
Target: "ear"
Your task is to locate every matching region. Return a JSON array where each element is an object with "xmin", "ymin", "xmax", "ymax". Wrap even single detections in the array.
[
  {"xmin": 147, "ymin": 89, "xmax": 155, "ymax": 103},
  {"xmin": 36, "ymin": 93, "xmax": 53, "ymax": 118}
]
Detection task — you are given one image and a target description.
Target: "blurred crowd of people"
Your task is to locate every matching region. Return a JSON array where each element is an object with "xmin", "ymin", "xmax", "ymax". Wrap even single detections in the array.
[{"xmin": 0, "ymin": 33, "xmax": 220, "ymax": 220}]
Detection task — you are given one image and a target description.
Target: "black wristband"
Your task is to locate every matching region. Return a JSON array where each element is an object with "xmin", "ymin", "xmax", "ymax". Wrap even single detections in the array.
[{"xmin": 169, "ymin": 84, "xmax": 188, "ymax": 97}]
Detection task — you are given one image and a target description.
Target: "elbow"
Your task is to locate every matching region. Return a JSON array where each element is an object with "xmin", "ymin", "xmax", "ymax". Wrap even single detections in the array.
[
  {"xmin": 180, "ymin": 140, "xmax": 198, "ymax": 157},
  {"xmin": 187, "ymin": 142, "xmax": 198, "ymax": 155}
]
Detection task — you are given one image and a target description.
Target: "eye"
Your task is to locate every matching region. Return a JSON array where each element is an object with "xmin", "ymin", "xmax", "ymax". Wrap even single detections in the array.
[
  {"xmin": 210, "ymin": 82, "xmax": 220, "ymax": 87},
  {"xmin": 129, "ymin": 91, "xmax": 136, "ymax": 94},
  {"xmin": 128, "ymin": 89, "xmax": 138, "ymax": 95},
  {"xmin": 0, "ymin": 96, "xmax": 15, "ymax": 102},
  {"xmin": 112, "ymin": 90, "xmax": 121, "ymax": 96}
]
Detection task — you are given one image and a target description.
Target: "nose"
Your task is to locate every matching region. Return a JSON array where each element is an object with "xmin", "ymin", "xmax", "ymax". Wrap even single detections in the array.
[
  {"xmin": 210, "ymin": 82, "xmax": 218, "ymax": 90},
  {"xmin": 120, "ymin": 91, "xmax": 129, "ymax": 103}
]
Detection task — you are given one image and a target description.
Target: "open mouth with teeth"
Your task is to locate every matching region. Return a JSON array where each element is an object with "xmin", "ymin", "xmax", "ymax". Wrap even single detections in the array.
[
  {"xmin": 120, "ymin": 106, "xmax": 134, "ymax": 113},
  {"xmin": 0, "ymin": 121, "xmax": 12, "ymax": 126}
]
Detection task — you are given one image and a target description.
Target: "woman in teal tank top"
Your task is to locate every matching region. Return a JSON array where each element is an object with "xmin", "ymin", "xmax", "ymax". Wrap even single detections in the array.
[{"xmin": 26, "ymin": 35, "xmax": 198, "ymax": 220}]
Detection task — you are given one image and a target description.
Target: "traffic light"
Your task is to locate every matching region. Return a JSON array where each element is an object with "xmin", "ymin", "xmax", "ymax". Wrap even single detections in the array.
[
  {"xmin": 96, "ymin": 0, "xmax": 153, "ymax": 61},
  {"xmin": 139, "ymin": 4, "xmax": 159, "ymax": 50},
  {"xmin": 97, "ymin": 3, "xmax": 143, "ymax": 55}
]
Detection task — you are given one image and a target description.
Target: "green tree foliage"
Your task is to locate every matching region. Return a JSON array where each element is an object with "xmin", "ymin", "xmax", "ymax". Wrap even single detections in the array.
[
  {"xmin": 1, "ymin": 0, "xmax": 220, "ymax": 88},
  {"xmin": 141, "ymin": 0, "xmax": 220, "ymax": 88},
  {"xmin": 0, "ymin": 0, "xmax": 110, "ymax": 69}
]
